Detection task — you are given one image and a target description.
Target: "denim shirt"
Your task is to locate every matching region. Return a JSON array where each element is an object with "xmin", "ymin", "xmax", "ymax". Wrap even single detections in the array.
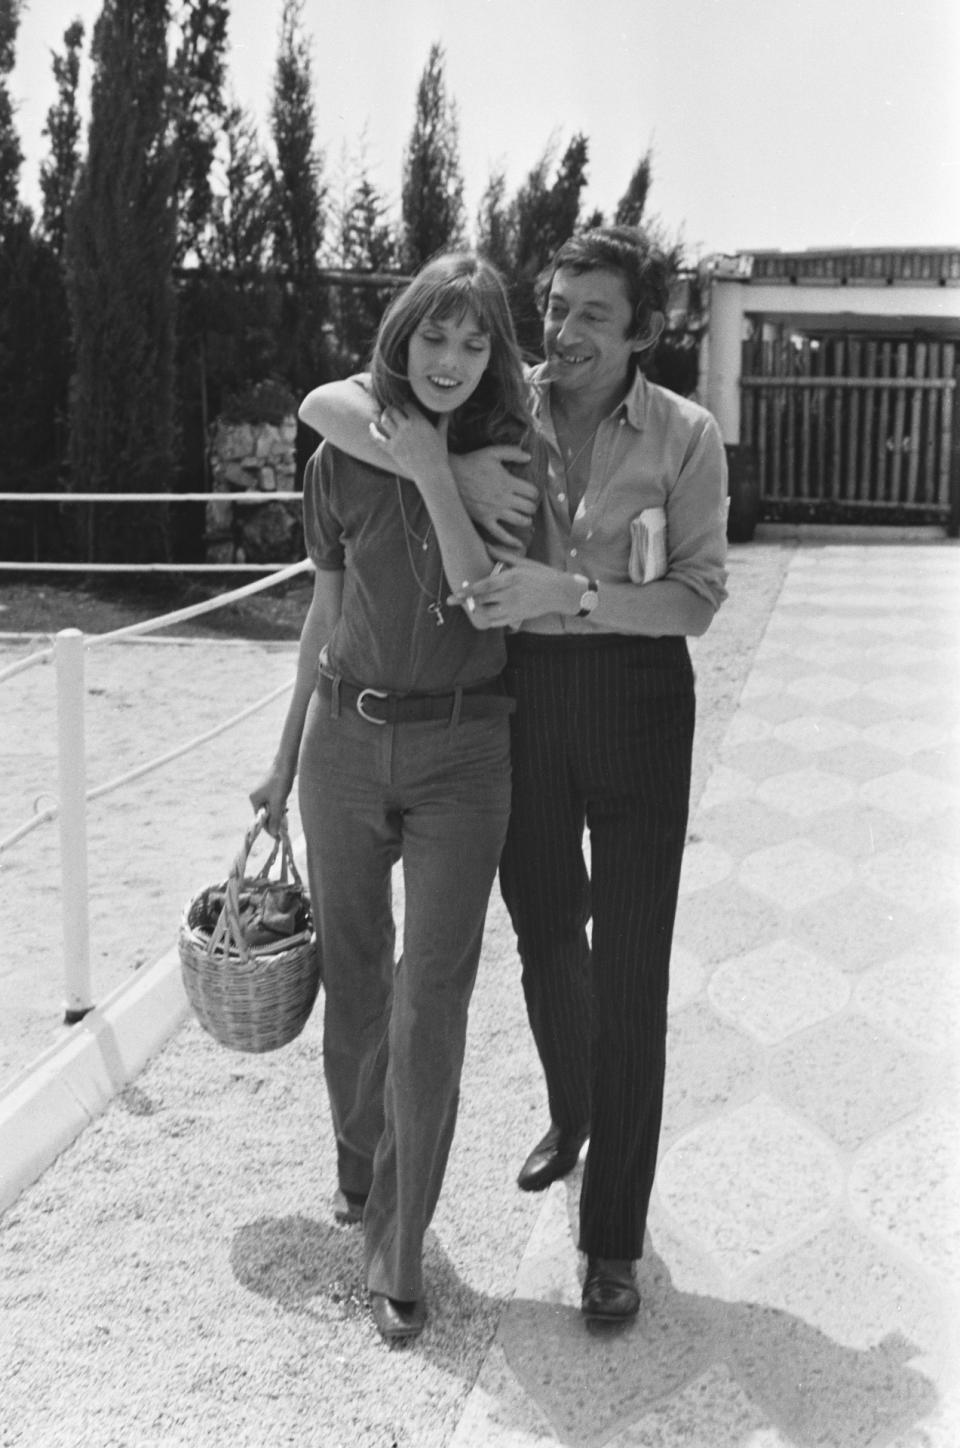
[{"xmin": 523, "ymin": 364, "xmax": 728, "ymax": 635}]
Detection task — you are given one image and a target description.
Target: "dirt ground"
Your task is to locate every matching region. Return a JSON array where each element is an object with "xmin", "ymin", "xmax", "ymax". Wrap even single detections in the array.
[{"xmin": 0, "ymin": 573, "xmax": 313, "ymax": 643}]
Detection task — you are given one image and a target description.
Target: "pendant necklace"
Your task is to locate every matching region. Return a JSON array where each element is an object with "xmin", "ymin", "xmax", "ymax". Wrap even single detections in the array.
[
  {"xmin": 396, "ymin": 477, "xmax": 445, "ymax": 626},
  {"xmin": 558, "ymin": 421, "xmax": 601, "ymax": 516},
  {"xmin": 561, "ymin": 424, "xmax": 601, "ymax": 475}
]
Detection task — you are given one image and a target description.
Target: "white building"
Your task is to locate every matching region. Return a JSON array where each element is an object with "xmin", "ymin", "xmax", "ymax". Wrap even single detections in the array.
[{"xmin": 699, "ymin": 248, "xmax": 960, "ymax": 535}]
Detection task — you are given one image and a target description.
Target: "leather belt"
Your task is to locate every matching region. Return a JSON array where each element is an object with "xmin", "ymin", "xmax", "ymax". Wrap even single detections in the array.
[{"xmin": 317, "ymin": 670, "xmax": 515, "ymax": 726}]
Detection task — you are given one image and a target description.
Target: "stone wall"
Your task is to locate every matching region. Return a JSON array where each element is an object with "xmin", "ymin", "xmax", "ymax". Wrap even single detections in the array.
[{"xmin": 205, "ymin": 415, "xmax": 301, "ymax": 564}]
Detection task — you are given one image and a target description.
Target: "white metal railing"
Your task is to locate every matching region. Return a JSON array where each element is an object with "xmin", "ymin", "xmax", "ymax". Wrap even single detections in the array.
[
  {"xmin": 0, "ymin": 557, "xmax": 311, "ymax": 1023},
  {"xmin": 0, "ymin": 488, "xmax": 303, "ymax": 573},
  {"xmin": 0, "ymin": 493, "xmax": 302, "ymax": 501}
]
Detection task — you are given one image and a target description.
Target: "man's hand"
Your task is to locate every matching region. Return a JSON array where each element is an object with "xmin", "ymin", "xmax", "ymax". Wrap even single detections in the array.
[
  {"xmin": 450, "ymin": 446, "xmax": 536, "ymax": 547},
  {"xmin": 450, "ymin": 554, "xmax": 577, "ymax": 629}
]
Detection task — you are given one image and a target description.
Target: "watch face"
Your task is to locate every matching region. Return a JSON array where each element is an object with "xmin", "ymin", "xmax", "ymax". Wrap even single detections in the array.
[{"xmin": 579, "ymin": 586, "xmax": 598, "ymax": 614}]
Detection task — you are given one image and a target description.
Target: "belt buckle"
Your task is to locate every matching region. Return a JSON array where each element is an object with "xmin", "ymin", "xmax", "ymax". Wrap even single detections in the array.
[{"xmin": 356, "ymin": 686, "xmax": 389, "ymax": 725}]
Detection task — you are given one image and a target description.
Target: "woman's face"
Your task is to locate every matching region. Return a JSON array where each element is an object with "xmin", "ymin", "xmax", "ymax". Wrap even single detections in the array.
[{"xmin": 405, "ymin": 306, "xmax": 491, "ymax": 414}]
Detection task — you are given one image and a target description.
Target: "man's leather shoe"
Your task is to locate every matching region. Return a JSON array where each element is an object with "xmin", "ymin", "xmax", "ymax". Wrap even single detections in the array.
[
  {"xmin": 332, "ymin": 1188, "xmax": 367, "ymax": 1226},
  {"xmin": 581, "ymin": 1258, "xmax": 640, "ymax": 1322},
  {"xmin": 369, "ymin": 1292, "xmax": 426, "ymax": 1342},
  {"xmin": 516, "ymin": 1123, "xmax": 589, "ymax": 1192}
]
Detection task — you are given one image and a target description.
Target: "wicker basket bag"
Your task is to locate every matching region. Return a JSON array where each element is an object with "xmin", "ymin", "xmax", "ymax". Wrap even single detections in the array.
[{"xmin": 179, "ymin": 810, "xmax": 319, "ymax": 1053}]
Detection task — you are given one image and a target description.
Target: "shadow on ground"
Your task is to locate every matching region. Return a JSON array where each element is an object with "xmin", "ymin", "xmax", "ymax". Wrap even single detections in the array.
[
  {"xmin": 231, "ymin": 1213, "xmax": 508, "ymax": 1377},
  {"xmin": 499, "ymin": 1244, "xmax": 936, "ymax": 1448}
]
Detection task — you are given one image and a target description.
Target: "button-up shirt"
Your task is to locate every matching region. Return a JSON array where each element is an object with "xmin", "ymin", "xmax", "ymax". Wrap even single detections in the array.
[{"xmin": 523, "ymin": 364, "xmax": 728, "ymax": 635}]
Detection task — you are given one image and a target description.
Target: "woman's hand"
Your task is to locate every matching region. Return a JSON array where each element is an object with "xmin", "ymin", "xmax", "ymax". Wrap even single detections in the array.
[
  {"xmin": 370, "ymin": 405, "xmax": 448, "ymax": 481},
  {"xmin": 249, "ymin": 761, "xmax": 296, "ymax": 837},
  {"xmin": 450, "ymin": 554, "xmax": 577, "ymax": 630}
]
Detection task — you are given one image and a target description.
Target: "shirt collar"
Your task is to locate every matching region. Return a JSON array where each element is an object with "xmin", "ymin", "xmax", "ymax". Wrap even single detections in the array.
[{"xmin": 529, "ymin": 362, "xmax": 651, "ymax": 432}]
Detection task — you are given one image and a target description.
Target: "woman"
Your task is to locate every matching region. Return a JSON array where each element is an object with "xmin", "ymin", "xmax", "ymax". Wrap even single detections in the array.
[{"xmin": 251, "ymin": 253, "xmax": 535, "ymax": 1343}]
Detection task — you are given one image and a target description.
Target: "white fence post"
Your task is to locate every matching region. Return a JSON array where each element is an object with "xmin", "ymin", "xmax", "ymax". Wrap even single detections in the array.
[{"xmin": 55, "ymin": 628, "xmax": 92, "ymax": 1023}]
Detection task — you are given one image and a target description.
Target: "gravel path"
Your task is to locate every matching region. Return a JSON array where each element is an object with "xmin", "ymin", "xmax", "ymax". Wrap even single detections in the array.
[{"xmin": 0, "ymin": 539, "xmax": 793, "ymax": 1448}]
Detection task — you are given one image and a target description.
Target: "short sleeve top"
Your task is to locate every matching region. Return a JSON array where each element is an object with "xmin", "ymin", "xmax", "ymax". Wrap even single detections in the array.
[{"xmin": 303, "ymin": 443, "xmax": 509, "ymax": 694}]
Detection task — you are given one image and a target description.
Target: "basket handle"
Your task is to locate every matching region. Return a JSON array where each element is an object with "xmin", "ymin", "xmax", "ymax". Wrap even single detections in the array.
[{"xmin": 208, "ymin": 809, "xmax": 302, "ymax": 962}]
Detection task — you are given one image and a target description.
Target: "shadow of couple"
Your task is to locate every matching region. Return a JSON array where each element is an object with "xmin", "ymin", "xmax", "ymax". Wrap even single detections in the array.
[
  {"xmin": 499, "ymin": 1182, "xmax": 940, "ymax": 1448},
  {"xmin": 229, "ymin": 1206, "xmax": 938, "ymax": 1446}
]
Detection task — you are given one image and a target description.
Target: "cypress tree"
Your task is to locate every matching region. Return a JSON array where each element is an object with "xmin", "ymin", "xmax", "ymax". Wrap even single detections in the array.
[
  {"xmin": 6, "ymin": 18, "xmax": 88, "ymax": 544},
  {"xmin": 65, "ymin": 0, "xmax": 177, "ymax": 561},
  {"xmin": 269, "ymin": 0, "xmax": 324, "ymax": 278},
  {"xmin": 0, "ymin": 0, "xmax": 24, "ymax": 235},
  {"xmin": 210, "ymin": 100, "xmax": 271, "ymax": 276},
  {"xmin": 401, "ymin": 43, "xmax": 465, "ymax": 271},
  {"xmin": 204, "ymin": 100, "xmax": 277, "ymax": 397},
  {"xmin": 475, "ymin": 168, "xmax": 514, "ymax": 278},
  {"xmin": 332, "ymin": 159, "xmax": 401, "ymax": 372},
  {"xmin": 512, "ymin": 133, "xmax": 589, "ymax": 279},
  {"xmin": 170, "ymin": 0, "xmax": 230, "ymax": 267},
  {"xmin": 267, "ymin": 0, "xmax": 329, "ymax": 408},
  {"xmin": 615, "ymin": 150, "xmax": 653, "ymax": 228},
  {"xmin": 0, "ymin": 0, "xmax": 43, "ymax": 557},
  {"xmin": 39, "ymin": 20, "xmax": 85, "ymax": 258},
  {"xmin": 509, "ymin": 133, "xmax": 590, "ymax": 354}
]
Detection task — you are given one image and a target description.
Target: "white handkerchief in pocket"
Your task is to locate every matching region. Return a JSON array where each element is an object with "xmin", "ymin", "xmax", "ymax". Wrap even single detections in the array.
[{"xmin": 628, "ymin": 507, "xmax": 667, "ymax": 584}]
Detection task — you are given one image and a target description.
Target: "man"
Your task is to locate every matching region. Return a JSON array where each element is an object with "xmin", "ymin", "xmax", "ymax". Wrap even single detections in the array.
[
  {"xmin": 300, "ymin": 227, "xmax": 728, "ymax": 1323},
  {"xmin": 454, "ymin": 228, "xmax": 727, "ymax": 1321}
]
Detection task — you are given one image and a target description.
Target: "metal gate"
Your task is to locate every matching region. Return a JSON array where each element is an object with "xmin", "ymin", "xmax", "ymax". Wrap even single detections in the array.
[{"xmin": 740, "ymin": 331, "xmax": 958, "ymax": 523}]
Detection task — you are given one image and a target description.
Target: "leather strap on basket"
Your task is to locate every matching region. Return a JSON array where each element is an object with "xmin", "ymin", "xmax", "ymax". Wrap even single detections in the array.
[{"xmin": 208, "ymin": 809, "xmax": 305, "ymax": 963}]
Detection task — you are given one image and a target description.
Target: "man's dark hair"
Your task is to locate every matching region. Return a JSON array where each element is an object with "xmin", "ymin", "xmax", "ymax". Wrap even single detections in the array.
[{"xmin": 534, "ymin": 226, "xmax": 670, "ymax": 343}]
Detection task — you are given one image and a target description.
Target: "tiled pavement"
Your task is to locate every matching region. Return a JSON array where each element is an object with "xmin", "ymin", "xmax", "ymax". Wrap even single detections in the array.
[{"xmin": 452, "ymin": 543, "xmax": 960, "ymax": 1447}]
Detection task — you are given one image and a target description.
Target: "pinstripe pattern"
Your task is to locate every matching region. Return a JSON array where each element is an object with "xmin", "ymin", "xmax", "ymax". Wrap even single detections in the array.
[{"xmin": 500, "ymin": 633, "xmax": 694, "ymax": 1259}]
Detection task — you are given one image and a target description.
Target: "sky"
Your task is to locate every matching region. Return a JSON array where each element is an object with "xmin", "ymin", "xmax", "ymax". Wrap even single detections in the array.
[{"xmin": 10, "ymin": 0, "xmax": 960, "ymax": 260}]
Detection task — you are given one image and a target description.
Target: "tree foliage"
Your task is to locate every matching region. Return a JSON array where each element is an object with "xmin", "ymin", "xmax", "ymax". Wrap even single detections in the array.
[
  {"xmin": 64, "ymin": 0, "xmax": 177, "ymax": 559},
  {"xmin": 401, "ymin": 42, "xmax": 465, "ymax": 270},
  {"xmin": 268, "ymin": 0, "xmax": 324, "ymax": 277},
  {"xmin": 0, "ymin": 0, "xmax": 72, "ymax": 559},
  {"xmin": 266, "ymin": 0, "xmax": 329, "ymax": 409},
  {"xmin": 512, "ymin": 134, "xmax": 588, "ymax": 267},
  {"xmin": 183, "ymin": 99, "xmax": 285, "ymax": 466},
  {"xmin": 329, "ymin": 153, "xmax": 402, "ymax": 372},
  {"xmin": 195, "ymin": 99, "xmax": 278, "ymax": 419},
  {"xmin": 19, "ymin": 20, "xmax": 84, "ymax": 518},
  {"xmin": 39, "ymin": 20, "xmax": 85, "ymax": 256},
  {"xmin": 475, "ymin": 168, "xmax": 513, "ymax": 277},
  {"xmin": 0, "ymin": 0, "xmax": 25, "ymax": 234},
  {"xmin": 506, "ymin": 133, "xmax": 590, "ymax": 353},
  {"xmin": 615, "ymin": 150, "xmax": 653, "ymax": 228},
  {"xmin": 170, "ymin": 0, "xmax": 230, "ymax": 266},
  {"xmin": 1, "ymin": 13, "xmax": 704, "ymax": 565},
  {"xmin": 209, "ymin": 100, "xmax": 271, "ymax": 275}
]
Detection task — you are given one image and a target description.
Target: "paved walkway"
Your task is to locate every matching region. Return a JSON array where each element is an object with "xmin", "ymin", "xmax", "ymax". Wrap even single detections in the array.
[
  {"xmin": 454, "ymin": 541, "xmax": 960, "ymax": 1447},
  {"xmin": 1, "ymin": 537, "xmax": 958, "ymax": 1447}
]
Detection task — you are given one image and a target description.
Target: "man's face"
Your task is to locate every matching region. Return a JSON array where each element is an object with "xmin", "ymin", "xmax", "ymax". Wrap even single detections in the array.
[{"xmin": 542, "ymin": 266, "xmax": 646, "ymax": 403}]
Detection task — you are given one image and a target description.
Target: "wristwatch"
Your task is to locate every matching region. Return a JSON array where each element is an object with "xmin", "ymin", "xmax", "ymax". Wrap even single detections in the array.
[{"xmin": 575, "ymin": 575, "xmax": 599, "ymax": 617}]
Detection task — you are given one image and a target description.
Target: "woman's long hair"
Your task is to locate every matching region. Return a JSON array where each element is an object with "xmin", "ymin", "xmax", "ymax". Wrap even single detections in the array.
[{"xmin": 370, "ymin": 252, "xmax": 532, "ymax": 453}]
